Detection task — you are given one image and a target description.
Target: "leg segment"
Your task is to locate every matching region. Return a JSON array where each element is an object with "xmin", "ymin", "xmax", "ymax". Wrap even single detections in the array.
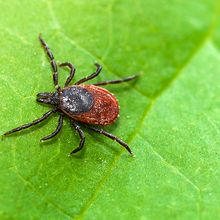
[
  {"xmin": 75, "ymin": 63, "xmax": 102, "ymax": 85},
  {"xmin": 59, "ymin": 62, "xmax": 76, "ymax": 86},
  {"xmin": 93, "ymin": 74, "xmax": 138, "ymax": 86},
  {"xmin": 40, "ymin": 114, "xmax": 64, "ymax": 142},
  {"xmin": 85, "ymin": 125, "xmax": 134, "ymax": 156},
  {"xmin": 39, "ymin": 34, "xmax": 60, "ymax": 91},
  {"xmin": 70, "ymin": 121, "xmax": 85, "ymax": 154},
  {"xmin": 4, "ymin": 109, "xmax": 57, "ymax": 136}
]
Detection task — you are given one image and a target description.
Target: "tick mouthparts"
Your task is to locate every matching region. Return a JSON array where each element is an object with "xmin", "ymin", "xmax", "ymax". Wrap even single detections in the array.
[
  {"xmin": 36, "ymin": 93, "xmax": 53, "ymax": 103},
  {"xmin": 37, "ymin": 98, "xmax": 46, "ymax": 102},
  {"xmin": 37, "ymin": 92, "xmax": 53, "ymax": 98},
  {"xmin": 131, "ymin": 152, "xmax": 136, "ymax": 157},
  {"xmin": 36, "ymin": 92, "xmax": 59, "ymax": 105}
]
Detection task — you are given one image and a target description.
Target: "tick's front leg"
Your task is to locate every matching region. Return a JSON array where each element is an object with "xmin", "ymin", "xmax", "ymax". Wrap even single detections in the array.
[{"xmin": 4, "ymin": 109, "xmax": 57, "ymax": 136}]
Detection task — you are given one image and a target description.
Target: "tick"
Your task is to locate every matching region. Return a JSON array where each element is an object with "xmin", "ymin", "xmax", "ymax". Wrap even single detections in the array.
[{"xmin": 3, "ymin": 35, "xmax": 138, "ymax": 156}]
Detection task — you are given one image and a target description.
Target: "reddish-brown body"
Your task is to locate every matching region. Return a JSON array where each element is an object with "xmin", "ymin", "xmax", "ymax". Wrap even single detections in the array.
[{"xmin": 62, "ymin": 85, "xmax": 119, "ymax": 126}]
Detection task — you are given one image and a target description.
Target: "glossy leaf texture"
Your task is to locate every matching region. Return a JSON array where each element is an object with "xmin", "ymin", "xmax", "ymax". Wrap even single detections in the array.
[{"xmin": 1, "ymin": 0, "xmax": 220, "ymax": 219}]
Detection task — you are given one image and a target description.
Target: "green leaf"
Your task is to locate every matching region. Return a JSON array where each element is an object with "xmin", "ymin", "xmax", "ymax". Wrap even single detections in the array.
[{"xmin": 1, "ymin": 0, "xmax": 220, "ymax": 219}]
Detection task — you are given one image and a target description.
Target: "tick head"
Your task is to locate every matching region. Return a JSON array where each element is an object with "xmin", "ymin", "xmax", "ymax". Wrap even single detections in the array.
[{"xmin": 36, "ymin": 92, "xmax": 59, "ymax": 105}]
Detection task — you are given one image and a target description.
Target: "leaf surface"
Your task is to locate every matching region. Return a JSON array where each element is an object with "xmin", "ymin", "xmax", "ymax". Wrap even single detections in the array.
[{"xmin": 0, "ymin": 0, "xmax": 220, "ymax": 219}]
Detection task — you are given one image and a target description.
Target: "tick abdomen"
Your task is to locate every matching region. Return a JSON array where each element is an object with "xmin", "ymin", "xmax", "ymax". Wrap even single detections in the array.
[{"xmin": 60, "ymin": 85, "xmax": 119, "ymax": 125}]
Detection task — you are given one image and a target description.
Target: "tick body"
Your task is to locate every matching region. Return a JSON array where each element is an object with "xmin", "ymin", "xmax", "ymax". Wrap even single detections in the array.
[
  {"xmin": 60, "ymin": 85, "xmax": 119, "ymax": 125},
  {"xmin": 3, "ymin": 35, "xmax": 138, "ymax": 156}
]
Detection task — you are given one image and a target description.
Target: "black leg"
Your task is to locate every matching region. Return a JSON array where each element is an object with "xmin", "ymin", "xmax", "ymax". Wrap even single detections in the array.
[
  {"xmin": 3, "ymin": 109, "xmax": 57, "ymax": 136},
  {"xmin": 93, "ymin": 74, "xmax": 138, "ymax": 86},
  {"xmin": 75, "ymin": 63, "xmax": 102, "ymax": 85},
  {"xmin": 70, "ymin": 121, "xmax": 85, "ymax": 154},
  {"xmin": 39, "ymin": 34, "xmax": 60, "ymax": 91},
  {"xmin": 85, "ymin": 125, "xmax": 134, "ymax": 156},
  {"xmin": 40, "ymin": 114, "xmax": 64, "ymax": 142},
  {"xmin": 59, "ymin": 62, "xmax": 76, "ymax": 86}
]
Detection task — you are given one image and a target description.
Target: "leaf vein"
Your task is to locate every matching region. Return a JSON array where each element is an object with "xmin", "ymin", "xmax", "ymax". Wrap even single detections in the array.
[
  {"xmin": 100, "ymin": 0, "xmax": 114, "ymax": 61},
  {"xmin": 11, "ymin": 143, "xmax": 73, "ymax": 219},
  {"xmin": 46, "ymin": 0, "xmax": 61, "ymax": 30},
  {"xmin": 146, "ymin": 138, "xmax": 200, "ymax": 191},
  {"xmin": 59, "ymin": 32, "xmax": 150, "ymax": 99},
  {"xmin": 75, "ymin": 101, "xmax": 153, "ymax": 219}
]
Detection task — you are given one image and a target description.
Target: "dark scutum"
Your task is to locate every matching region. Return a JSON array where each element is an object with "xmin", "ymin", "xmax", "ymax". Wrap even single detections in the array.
[{"xmin": 60, "ymin": 86, "xmax": 94, "ymax": 114}]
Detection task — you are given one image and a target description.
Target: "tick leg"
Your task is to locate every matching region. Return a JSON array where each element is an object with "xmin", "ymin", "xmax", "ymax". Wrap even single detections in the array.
[
  {"xmin": 39, "ymin": 34, "xmax": 60, "ymax": 91},
  {"xmin": 70, "ymin": 121, "xmax": 85, "ymax": 154},
  {"xmin": 93, "ymin": 74, "xmax": 138, "ymax": 86},
  {"xmin": 75, "ymin": 63, "xmax": 102, "ymax": 85},
  {"xmin": 59, "ymin": 62, "xmax": 76, "ymax": 86},
  {"xmin": 3, "ymin": 109, "xmax": 57, "ymax": 136},
  {"xmin": 40, "ymin": 114, "xmax": 64, "ymax": 142},
  {"xmin": 85, "ymin": 125, "xmax": 134, "ymax": 156}
]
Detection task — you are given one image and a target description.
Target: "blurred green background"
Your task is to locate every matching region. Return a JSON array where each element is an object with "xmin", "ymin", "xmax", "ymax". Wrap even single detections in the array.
[{"xmin": 1, "ymin": 0, "xmax": 220, "ymax": 219}]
